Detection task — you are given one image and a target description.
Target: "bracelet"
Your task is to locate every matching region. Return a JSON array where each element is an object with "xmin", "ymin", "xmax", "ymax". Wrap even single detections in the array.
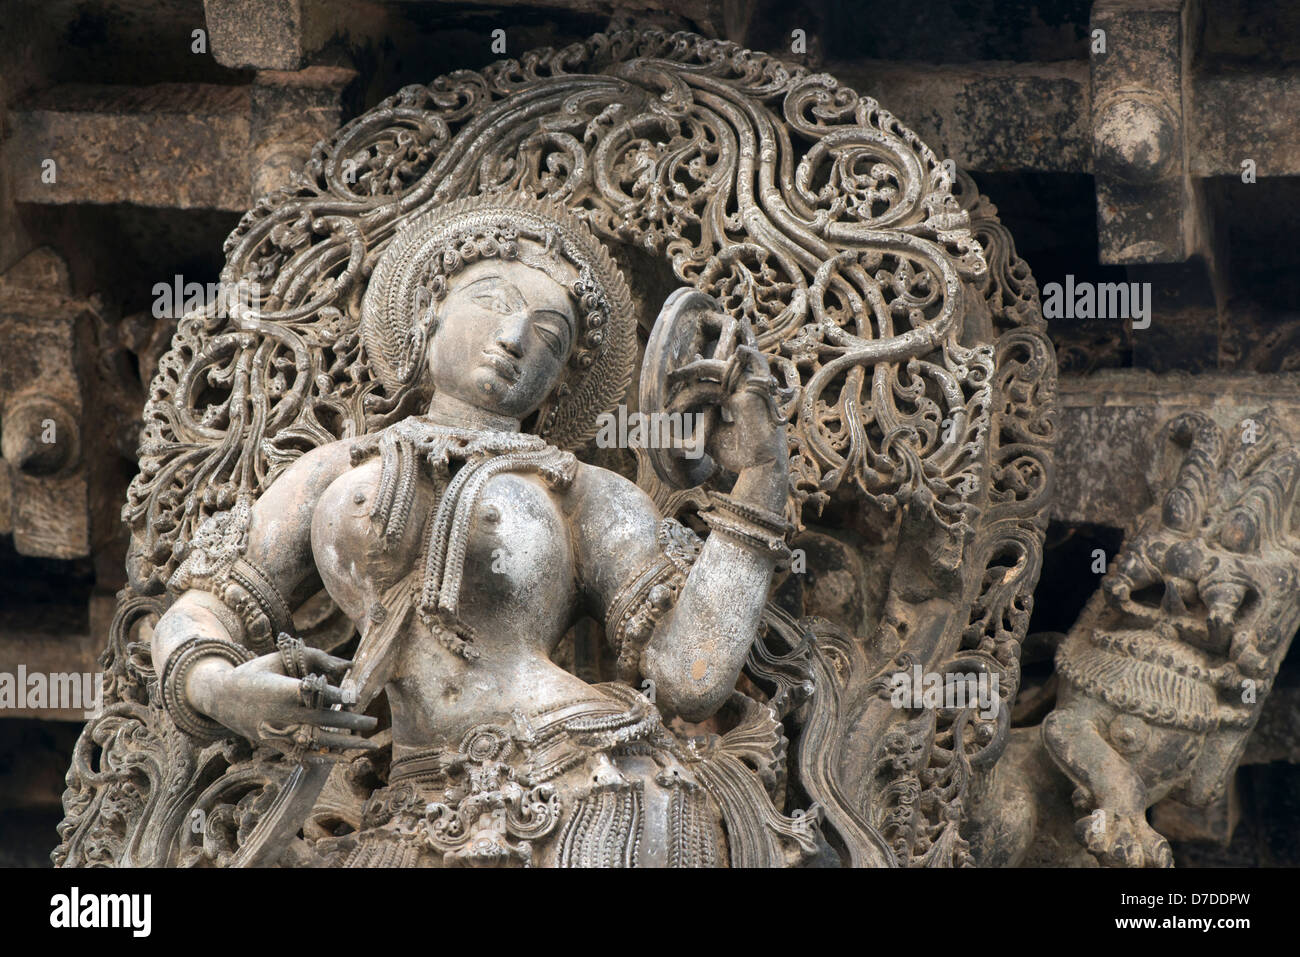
[
  {"xmin": 705, "ymin": 491, "xmax": 794, "ymax": 537},
  {"xmin": 277, "ymin": 633, "xmax": 308, "ymax": 679},
  {"xmin": 699, "ymin": 510, "xmax": 793, "ymax": 565},
  {"xmin": 167, "ymin": 504, "xmax": 292, "ymax": 653},
  {"xmin": 160, "ymin": 636, "xmax": 254, "ymax": 740},
  {"xmin": 607, "ymin": 558, "xmax": 684, "ymax": 682},
  {"xmin": 604, "ymin": 519, "xmax": 702, "ymax": 682},
  {"xmin": 228, "ymin": 558, "xmax": 294, "ymax": 644}
]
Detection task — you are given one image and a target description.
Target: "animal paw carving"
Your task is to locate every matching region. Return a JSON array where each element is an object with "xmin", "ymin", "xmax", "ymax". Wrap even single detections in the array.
[{"xmin": 1076, "ymin": 809, "xmax": 1172, "ymax": 869}]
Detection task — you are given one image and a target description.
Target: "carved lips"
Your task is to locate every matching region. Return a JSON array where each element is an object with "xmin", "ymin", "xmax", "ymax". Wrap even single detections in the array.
[{"xmin": 479, "ymin": 347, "xmax": 522, "ymax": 383}]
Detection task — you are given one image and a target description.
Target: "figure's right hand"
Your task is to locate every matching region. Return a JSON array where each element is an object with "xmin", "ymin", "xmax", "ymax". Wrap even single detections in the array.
[{"xmin": 185, "ymin": 648, "xmax": 378, "ymax": 753}]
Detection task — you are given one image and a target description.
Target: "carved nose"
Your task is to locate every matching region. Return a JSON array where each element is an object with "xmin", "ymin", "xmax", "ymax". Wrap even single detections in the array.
[{"xmin": 495, "ymin": 315, "xmax": 526, "ymax": 357}]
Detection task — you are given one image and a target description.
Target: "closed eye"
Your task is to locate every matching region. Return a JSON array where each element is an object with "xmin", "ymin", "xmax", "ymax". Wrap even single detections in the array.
[{"xmin": 534, "ymin": 320, "xmax": 567, "ymax": 357}]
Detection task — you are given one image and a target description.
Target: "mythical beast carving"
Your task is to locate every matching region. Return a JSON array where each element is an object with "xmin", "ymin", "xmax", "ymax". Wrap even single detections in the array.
[
  {"xmin": 1042, "ymin": 411, "xmax": 1300, "ymax": 867},
  {"xmin": 55, "ymin": 29, "xmax": 1071, "ymax": 868},
  {"xmin": 969, "ymin": 410, "xmax": 1300, "ymax": 868}
]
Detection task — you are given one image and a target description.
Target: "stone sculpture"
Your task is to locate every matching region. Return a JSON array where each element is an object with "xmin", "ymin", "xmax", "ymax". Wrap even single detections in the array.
[
  {"xmin": 1042, "ymin": 411, "xmax": 1300, "ymax": 867},
  {"xmin": 53, "ymin": 29, "xmax": 1294, "ymax": 868}
]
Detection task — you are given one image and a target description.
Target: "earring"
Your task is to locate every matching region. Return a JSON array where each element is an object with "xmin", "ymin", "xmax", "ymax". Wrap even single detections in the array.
[{"xmin": 399, "ymin": 322, "xmax": 428, "ymax": 383}]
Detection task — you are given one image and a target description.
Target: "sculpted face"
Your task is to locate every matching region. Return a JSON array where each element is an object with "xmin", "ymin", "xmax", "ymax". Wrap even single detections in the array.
[{"xmin": 427, "ymin": 258, "xmax": 577, "ymax": 419}]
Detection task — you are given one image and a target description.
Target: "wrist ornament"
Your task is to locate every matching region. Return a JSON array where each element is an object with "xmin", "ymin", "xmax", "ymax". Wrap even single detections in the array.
[
  {"xmin": 699, "ymin": 490, "xmax": 794, "ymax": 567},
  {"xmin": 160, "ymin": 636, "xmax": 254, "ymax": 740}
]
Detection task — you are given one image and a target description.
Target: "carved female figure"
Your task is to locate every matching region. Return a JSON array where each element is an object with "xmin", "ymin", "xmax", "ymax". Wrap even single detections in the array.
[
  {"xmin": 152, "ymin": 195, "xmax": 811, "ymax": 867},
  {"xmin": 61, "ymin": 30, "xmax": 1058, "ymax": 871}
]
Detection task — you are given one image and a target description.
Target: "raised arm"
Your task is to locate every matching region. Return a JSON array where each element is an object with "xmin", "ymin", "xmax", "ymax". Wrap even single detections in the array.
[
  {"xmin": 646, "ymin": 455, "xmax": 788, "ymax": 720},
  {"xmin": 570, "ymin": 379, "xmax": 790, "ymax": 722}
]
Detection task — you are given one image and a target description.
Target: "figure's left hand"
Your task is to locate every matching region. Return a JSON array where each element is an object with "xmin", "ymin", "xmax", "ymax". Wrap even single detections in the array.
[{"xmin": 666, "ymin": 313, "xmax": 786, "ymax": 475}]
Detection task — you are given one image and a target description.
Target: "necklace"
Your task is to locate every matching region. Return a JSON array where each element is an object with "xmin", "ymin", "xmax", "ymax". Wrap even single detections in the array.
[{"xmin": 349, "ymin": 416, "xmax": 578, "ymax": 656}]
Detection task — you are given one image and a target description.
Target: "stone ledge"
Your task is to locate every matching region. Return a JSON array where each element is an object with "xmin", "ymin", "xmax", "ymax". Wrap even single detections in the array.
[{"xmin": 1054, "ymin": 370, "xmax": 1300, "ymax": 528}]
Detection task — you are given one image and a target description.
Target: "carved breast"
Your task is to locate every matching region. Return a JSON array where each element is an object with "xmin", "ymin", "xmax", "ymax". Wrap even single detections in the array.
[{"xmin": 310, "ymin": 459, "xmax": 578, "ymax": 655}]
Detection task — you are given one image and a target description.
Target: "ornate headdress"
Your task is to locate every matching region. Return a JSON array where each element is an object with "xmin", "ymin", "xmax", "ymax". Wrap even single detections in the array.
[{"xmin": 361, "ymin": 194, "xmax": 636, "ymax": 450}]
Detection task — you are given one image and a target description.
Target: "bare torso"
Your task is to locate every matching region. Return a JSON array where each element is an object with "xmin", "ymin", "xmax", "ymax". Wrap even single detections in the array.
[{"xmin": 310, "ymin": 456, "xmax": 605, "ymax": 755}]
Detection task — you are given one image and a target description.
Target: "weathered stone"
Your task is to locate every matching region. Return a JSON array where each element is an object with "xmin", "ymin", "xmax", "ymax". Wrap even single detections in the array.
[
  {"xmin": 204, "ymin": 0, "xmax": 726, "ymax": 72},
  {"xmin": 1191, "ymin": 72, "xmax": 1300, "ymax": 178},
  {"xmin": 204, "ymin": 0, "xmax": 307, "ymax": 71},
  {"xmin": 249, "ymin": 66, "xmax": 356, "ymax": 201},
  {"xmin": 1090, "ymin": 0, "xmax": 1202, "ymax": 265},
  {"xmin": 1054, "ymin": 371, "xmax": 1300, "ymax": 528},
  {"xmin": 833, "ymin": 59, "xmax": 1090, "ymax": 174},
  {"xmin": 832, "ymin": 56, "xmax": 1297, "ymax": 183},
  {"xmin": 1093, "ymin": 91, "xmax": 1178, "ymax": 185},
  {"xmin": 0, "ymin": 249, "xmax": 94, "ymax": 559},
  {"xmin": 7, "ymin": 69, "xmax": 353, "ymax": 212},
  {"xmin": 7, "ymin": 84, "xmax": 252, "ymax": 210}
]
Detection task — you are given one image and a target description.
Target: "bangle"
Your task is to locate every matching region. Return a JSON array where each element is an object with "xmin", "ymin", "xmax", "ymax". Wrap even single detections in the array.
[
  {"xmin": 160, "ymin": 636, "xmax": 254, "ymax": 740},
  {"xmin": 607, "ymin": 558, "xmax": 684, "ymax": 682},
  {"xmin": 699, "ymin": 510, "xmax": 793, "ymax": 564},
  {"xmin": 166, "ymin": 503, "xmax": 292, "ymax": 653},
  {"xmin": 227, "ymin": 558, "xmax": 294, "ymax": 646},
  {"xmin": 605, "ymin": 519, "xmax": 703, "ymax": 682},
  {"xmin": 277, "ymin": 633, "xmax": 308, "ymax": 679},
  {"xmin": 705, "ymin": 491, "xmax": 794, "ymax": 538}
]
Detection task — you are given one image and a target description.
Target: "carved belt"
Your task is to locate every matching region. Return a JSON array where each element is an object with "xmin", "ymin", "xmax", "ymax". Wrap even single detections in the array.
[{"xmin": 347, "ymin": 685, "xmax": 725, "ymax": 867}]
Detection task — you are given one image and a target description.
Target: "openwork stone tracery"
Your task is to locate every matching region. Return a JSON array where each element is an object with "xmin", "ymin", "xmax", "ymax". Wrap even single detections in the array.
[{"xmin": 53, "ymin": 28, "xmax": 1288, "ymax": 870}]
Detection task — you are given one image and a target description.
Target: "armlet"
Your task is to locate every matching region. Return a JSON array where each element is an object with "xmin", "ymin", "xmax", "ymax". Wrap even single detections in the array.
[
  {"xmin": 167, "ymin": 500, "xmax": 293, "ymax": 652},
  {"xmin": 605, "ymin": 518, "xmax": 702, "ymax": 682}
]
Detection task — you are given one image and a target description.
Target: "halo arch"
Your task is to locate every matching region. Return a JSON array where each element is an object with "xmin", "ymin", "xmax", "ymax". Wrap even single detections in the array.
[{"xmin": 56, "ymin": 29, "xmax": 1055, "ymax": 869}]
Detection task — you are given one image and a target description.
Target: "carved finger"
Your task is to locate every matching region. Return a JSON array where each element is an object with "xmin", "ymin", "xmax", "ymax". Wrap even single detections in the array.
[
  {"xmin": 733, "ymin": 343, "xmax": 773, "ymax": 380},
  {"xmin": 295, "ymin": 708, "xmax": 378, "ymax": 732},
  {"xmin": 666, "ymin": 380, "xmax": 726, "ymax": 417},
  {"xmin": 704, "ymin": 311, "xmax": 741, "ymax": 357},
  {"xmin": 243, "ymin": 670, "xmax": 318, "ymax": 708},
  {"xmin": 305, "ymin": 674, "xmax": 347, "ymax": 708},
  {"xmin": 1159, "ymin": 412, "xmax": 1224, "ymax": 533},
  {"xmin": 242, "ymin": 651, "xmax": 294, "ymax": 676},
  {"xmin": 731, "ymin": 345, "xmax": 784, "ymax": 422},
  {"xmin": 313, "ymin": 731, "xmax": 379, "ymax": 753},
  {"xmin": 303, "ymin": 648, "xmax": 353, "ymax": 681},
  {"xmin": 668, "ymin": 356, "xmax": 729, "ymax": 386},
  {"xmin": 687, "ymin": 305, "xmax": 741, "ymax": 350}
]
